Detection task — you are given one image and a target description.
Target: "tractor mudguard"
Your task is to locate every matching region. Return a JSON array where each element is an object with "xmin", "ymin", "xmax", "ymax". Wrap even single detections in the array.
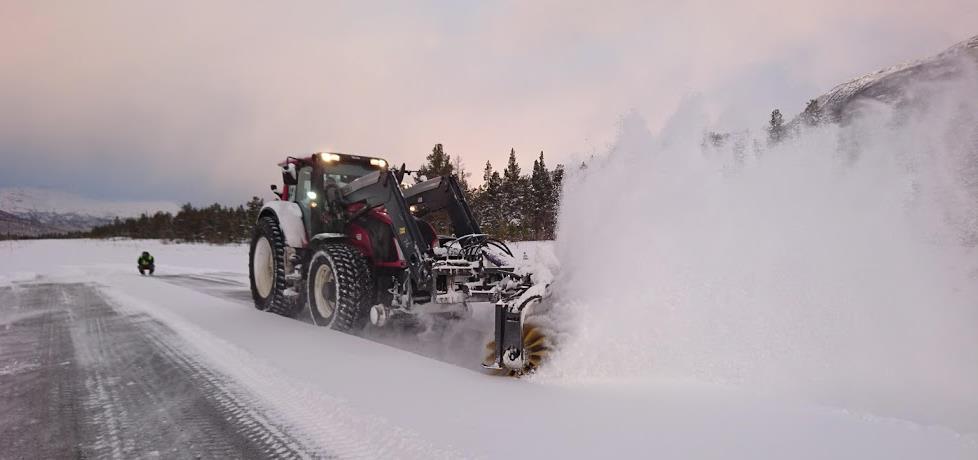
[
  {"xmin": 259, "ymin": 201, "xmax": 307, "ymax": 248},
  {"xmin": 310, "ymin": 233, "xmax": 347, "ymax": 245}
]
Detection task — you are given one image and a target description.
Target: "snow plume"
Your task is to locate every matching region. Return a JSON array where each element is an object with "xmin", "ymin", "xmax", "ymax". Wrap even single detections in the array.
[{"xmin": 541, "ymin": 68, "xmax": 978, "ymax": 432}]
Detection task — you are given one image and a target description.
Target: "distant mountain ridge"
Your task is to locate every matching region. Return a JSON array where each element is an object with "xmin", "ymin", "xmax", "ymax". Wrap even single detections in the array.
[
  {"xmin": 0, "ymin": 187, "xmax": 178, "ymax": 236},
  {"xmin": 811, "ymin": 34, "xmax": 978, "ymax": 122}
]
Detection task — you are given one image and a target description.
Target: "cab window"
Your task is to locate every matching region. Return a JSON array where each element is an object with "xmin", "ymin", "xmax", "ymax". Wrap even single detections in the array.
[
  {"xmin": 322, "ymin": 163, "xmax": 376, "ymax": 187},
  {"xmin": 293, "ymin": 166, "xmax": 314, "ymax": 233}
]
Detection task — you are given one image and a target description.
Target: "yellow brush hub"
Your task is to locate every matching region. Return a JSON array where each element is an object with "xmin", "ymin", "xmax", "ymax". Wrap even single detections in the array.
[{"xmin": 484, "ymin": 323, "xmax": 551, "ymax": 377}]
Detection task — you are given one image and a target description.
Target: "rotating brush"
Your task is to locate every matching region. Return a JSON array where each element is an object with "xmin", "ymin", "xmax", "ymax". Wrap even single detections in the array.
[{"xmin": 484, "ymin": 322, "xmax": 552, "ymax": 377}]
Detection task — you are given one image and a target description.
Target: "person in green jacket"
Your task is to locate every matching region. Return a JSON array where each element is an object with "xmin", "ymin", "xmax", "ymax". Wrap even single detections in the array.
[{"xmin": 138, "ymin": 251, "xmax": 155, "ymax": 275}]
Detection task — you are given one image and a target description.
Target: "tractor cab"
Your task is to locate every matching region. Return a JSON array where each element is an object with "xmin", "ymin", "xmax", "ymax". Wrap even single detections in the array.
[
  {"xmin": 278, "ymin": 152, "xmax": 387, "ymax": 199},
  {"xmin": 277, "ymin": 152, "xmax": 389, "ymax": 237}
]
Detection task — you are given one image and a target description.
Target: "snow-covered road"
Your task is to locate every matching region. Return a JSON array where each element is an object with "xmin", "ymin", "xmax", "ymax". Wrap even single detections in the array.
[
  {"xmin": 1, "ymin": 239, "xmax": 975, "ymax": 459},
  {"xmin": 0, "ymin": 282, "xmax": 307, "ymax": 458}
]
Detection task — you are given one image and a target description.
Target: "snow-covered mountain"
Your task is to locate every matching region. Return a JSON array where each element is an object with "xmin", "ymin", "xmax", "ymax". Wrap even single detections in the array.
[
  {"xmin": 812, "ymin": 34, "xmax": 978, "ymax": 122},
  {"xmin": 0, "ymin": 187, "xmax": 178, "ymax": 236}
]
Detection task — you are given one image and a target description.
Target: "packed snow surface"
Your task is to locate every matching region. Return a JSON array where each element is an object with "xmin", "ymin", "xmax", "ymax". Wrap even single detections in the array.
[{"xmin": 1, "ymin": 239, "xmax": 975, "ymax": 459}]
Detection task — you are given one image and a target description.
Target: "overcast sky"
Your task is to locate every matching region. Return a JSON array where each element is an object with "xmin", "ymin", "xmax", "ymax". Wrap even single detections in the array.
[{"xmin": 1, "ymin": 1, "xmax": 976, "ymax": 205}]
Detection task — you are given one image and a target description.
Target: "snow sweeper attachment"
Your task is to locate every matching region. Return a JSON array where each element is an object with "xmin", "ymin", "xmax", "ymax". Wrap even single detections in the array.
[
  {"xmin": 249, "ymin": 152, "xmax": 553, "ymax": 375},
  {"xmin": 402, "ymin": 175, "xmax": 556, "ymax": 375}
]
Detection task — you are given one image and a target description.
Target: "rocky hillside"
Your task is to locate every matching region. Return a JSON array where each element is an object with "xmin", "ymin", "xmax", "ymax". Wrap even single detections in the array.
[
  {"xmin": 0, "ymin": 188, "xmax": 178, "ymax": 236},
  {"xmin": 811, "ymin": 35, "xmax": 978, "ymax": 122}
]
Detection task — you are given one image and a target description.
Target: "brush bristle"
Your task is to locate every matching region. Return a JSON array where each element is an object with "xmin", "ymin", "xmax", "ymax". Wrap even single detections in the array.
[{"xmin": 484, "ymin": 323, "xmax": 551, "ymax": 377}]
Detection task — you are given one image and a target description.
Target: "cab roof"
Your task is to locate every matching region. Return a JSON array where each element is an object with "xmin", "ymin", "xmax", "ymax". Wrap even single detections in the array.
[{"xmin": 277, "ymin": 152, "xmax": 389, "ymax": 168}]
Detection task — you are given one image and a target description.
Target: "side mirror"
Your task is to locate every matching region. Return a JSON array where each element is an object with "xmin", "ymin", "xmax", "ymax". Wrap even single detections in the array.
[
  {"xmin": 270, "ymin": 184, "xmax": 278, "ymax": 191},
  {"xmin": 281, "ymin": 164, "xmax": 298, "ymax": 186},
  {"xmin": 395, "ymin": 163, "xmax": 407, "ymax": 184},
  {"xmin": 270, "ymin": 184, "xmax": 282, "ymax": 199}
]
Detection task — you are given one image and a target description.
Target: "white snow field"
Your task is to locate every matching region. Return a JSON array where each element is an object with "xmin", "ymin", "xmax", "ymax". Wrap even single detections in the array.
[{"xmin": 0, "ymin": 238, "xmax": 975, "ymax": 459}]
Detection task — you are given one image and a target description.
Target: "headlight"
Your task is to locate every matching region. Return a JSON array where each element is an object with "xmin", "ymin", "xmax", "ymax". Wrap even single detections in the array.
[
  {"xmin": 307, "ymin": 191, "xmax": 317, "ymax": 200},
  {"xmin": 409, "ymin": 205, "xmax": 418, "ymax": 213},
  {"xmin": 370, "ymin": 158, "xmax": 387, "ymax": 168},
  {"xmin": 320, "ymin": 152, "xmax": 341, "ymax": 162}
]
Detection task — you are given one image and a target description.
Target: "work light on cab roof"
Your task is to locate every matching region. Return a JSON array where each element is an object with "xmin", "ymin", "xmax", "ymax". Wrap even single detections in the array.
[{"xmin": 315, "ymin": 151, "xmax": 386, "ymax": 169}]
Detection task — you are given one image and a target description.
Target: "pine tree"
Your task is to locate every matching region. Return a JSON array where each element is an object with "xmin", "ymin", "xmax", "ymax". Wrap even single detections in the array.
[
  {"xmin": 552, "ymin": 165, "xmax": 565, "ymax": 196},
  {"xmin": 83, "ymin": 197, "xmax": 254, "ymax": 243},
  {"xmin": 416, "ymin": 143, "xmax": 453, "ymax": 182},
  {"xmin": 244, "ymin": 196, "xmax": 264, "ymax": 239},
  {"xmin": 550, "ymin": 163, "xmax": 565, "ymax": 238},
  {"xmin": 499, "ymin": 148, "xmax": 529, "ymax": 240},
  {"xmin": 172, "ymin": 203, "xmax": 195, "ymax": 241},
  {"xmin": 503, "ymin": 148, "xmax": 521, "ymax": 183},
  {"xmin": 704, "ymin": 131, "xmax": 729, "ymax": 148},
  {"xmin": 529, "ymin": 151, "xmax": 555, "ymax": 240},
  {"xmin": 768, "ymin": 109, "xmax": 785, "ymax": 145},
  {"xmin": 482, "ymin": 160, "xmax": 494, "ymax": 185},
  {"xmin": 471, "ymin": 161, "xmax": 504, "ymax": 236},
  {"xmin": 801, "ymin": 99, "xmax": 822, "ymax": 127},
  {"xmin": 414, "ymin": 144, "xmax": 458, "ymax": 233},
  {"xmin": 529, "ymin": 157, "xmax": 542, "ymax": 239},
  {"xmin": 452, "ymin": 155, "xmax": 471, "ymax": 197}
]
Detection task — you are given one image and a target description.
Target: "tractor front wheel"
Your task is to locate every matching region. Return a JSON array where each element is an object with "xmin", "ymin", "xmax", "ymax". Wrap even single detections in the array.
[
  {"xmin": 307, "ymin": 243, "xmax": 373, "ymax": 332},
  {"xmin": 249, "ymin": 216, "xmax": 300, "ymax": 317}
]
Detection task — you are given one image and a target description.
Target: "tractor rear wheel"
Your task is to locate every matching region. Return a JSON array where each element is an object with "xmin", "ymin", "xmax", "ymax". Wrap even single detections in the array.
[
  {"xmin": 307, "ymin": 242, "xmax": 373, "ymax": 332},
  {"xmin": 249, "ymin": 216, "xmax": 300, "ymax": 317}
]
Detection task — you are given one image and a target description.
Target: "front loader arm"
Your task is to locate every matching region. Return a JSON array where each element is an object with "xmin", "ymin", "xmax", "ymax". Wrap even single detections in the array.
[
  {"xmin": 403, "ymin": 175, "xmax": 481, "ymax": 237},
  {"xmin": 342, "ymin": 171, "xmax": 432, "ymax": 286}
]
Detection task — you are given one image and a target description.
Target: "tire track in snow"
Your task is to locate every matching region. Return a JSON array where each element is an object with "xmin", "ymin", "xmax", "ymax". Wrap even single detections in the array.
[
  {"xmin": 141, "ymin": 328, "xmax": 315, "ymax": 459},
  {"xmin": 102, "ymin": 280, "xmax": 470, "ymax": 459},
  {"xmin": 0, "ymin": 285, "xmax": 85, "ymax": 459},
  {"xmin": 0, "ymin": 283, "xmax": 319, "ymax": 459}
]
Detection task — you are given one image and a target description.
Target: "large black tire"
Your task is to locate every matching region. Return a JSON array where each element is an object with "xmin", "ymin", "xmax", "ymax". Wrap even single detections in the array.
[
  {"xmin": 249, "ymin": 215, "xmax": 300, "ymax": 318},
  {"xmin": 307, "ymin": 243, "xmax": 373, "ymax": 332}
]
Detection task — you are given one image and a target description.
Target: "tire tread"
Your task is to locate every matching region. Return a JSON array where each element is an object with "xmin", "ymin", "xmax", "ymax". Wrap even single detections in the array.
[
  {"xmin": 308, "ymin": 242, "xmax": 373, "ymax": 332},
  {"xmin": 248, "ymin": 216, "xmax": 300, "ymax": 318}
]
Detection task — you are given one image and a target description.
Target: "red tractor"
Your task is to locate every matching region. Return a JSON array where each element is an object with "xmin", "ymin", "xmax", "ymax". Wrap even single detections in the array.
[{"xmin": 248, "ymin": 152, "xmax": 551, "ymax": 374}]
